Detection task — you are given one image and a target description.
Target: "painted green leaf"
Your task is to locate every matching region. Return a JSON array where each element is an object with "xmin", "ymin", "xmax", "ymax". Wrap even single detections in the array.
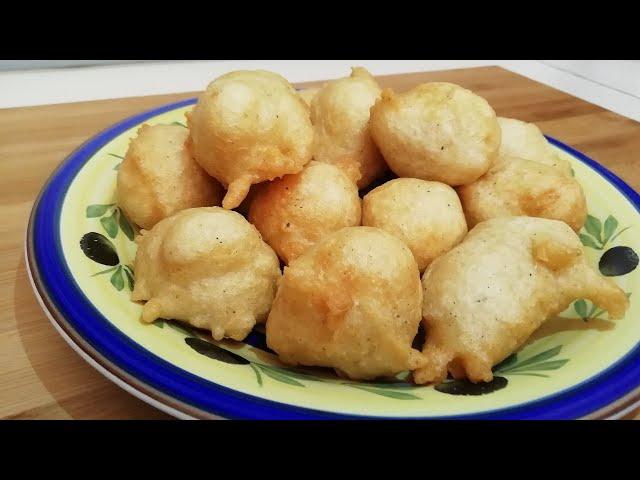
[
  {"xmin": 502, "ymin": 345, "xmax": 562, "ymax": 371},
  {"xmin": 86, "ymin": 204, "xmax": 113, "ymax": 218},
  {"xmin": 349, "ymin": 385, "xmax": 420, "ymax": 400},
  {"xmin": 110, "ymin": 266, "xmax": 124, "ymax": 291},
  {"xmin": 570, "ymin": 167, "xmax": 575, "ymax": 177},
  {"xmin": 101, "ymin": 213, "xmax": 119, "ymax": 238},
  {"xmin": 504, "ymin": 372, "xmax": 549, "ymax": 378},
  {"xmin": 264, "ymin": 366, "xmax": 323, "ymax": 382},
  {"xmin": 171, "ymin": 121, "xmax": 187, "ymax": 128},
  {"xmin": 608, "ymin": 226, "xmax": 631, "ymax": 244},
  {"xmin": 91, "ymin": 265, "xmax": 118, "ymax": 277},
  {"xmin": 508, "ymin": 359, "xmax": 569, "ymax": 372},
  {"xmin": 185, "ymin": 337, "xmax": 250, "ymax": 364},
  {"xmin": 574, "ymin": 299, "xmax": 588, "ymax": 318},
  {"xmin": 250, "ymin": 364, "xmax": 263, "ymax": 386},
  {"xmin": 110, "ymin": 153, "xmax": 125, "ymax": 170},
  {"xmin": 356, "ymin": 382, "xmax": 417, "ymax": 390},
  {"xmin": 603, "ymin": 215, "xmax": 619, "ymax": 244},
  {"xmin": 123, "ymin": 266, "xmax": 135, "ymax": 291},
  {"xmin": 579, "ymin": 234, "xmax": 601, "ymax": 250},
  {"xmin": 591, "ymin": 309, "xmax": 604, "ymax": 319},
  {"xmin": 493, "ymin": 353, "xmax": 518, "ymax": 372},
  {"xmin": 585, "ymin": 215, "xmax": 603, "ymax": 243},
  {"xmin": 118, "ymin": 210, "xmax": 135, "ymax": 241},
  {"xmin": 259, "ymin": 366, "xmax": 304, "ymax": 386},
  {"xmin": 153, "ymin": 319, "xmax": 164, "ymax": 329}
]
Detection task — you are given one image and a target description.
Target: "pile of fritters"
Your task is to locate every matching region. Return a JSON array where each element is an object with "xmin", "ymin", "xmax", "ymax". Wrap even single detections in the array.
[{"xmin": 117, "ymin": 68, "xmax": 629, "ymax": 384}]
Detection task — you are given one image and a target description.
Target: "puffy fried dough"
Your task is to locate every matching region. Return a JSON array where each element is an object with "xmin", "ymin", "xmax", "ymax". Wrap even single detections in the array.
[
  {"xmin": 369, "ymin": 82, "xmax": 501, "ymax": 186},
  {"xmin": 187, "ymin": 70, "xmax": 313, "ymax": 209},
  {"xmin": 117, "ymin": 124, "xmax": 223, "ymax": 229},
  {"xmin": 266, "ymin": 227, "xmax": 426, "ymax": 380},
  {"xmin": 310, "ymin": 67, "xmax": 387, "ymax": 188},
  {"xmin": 298, "ymin": 87, "xmax": 320, "ymax": 108},
  {"xmin": 414, "ymin": 217, "xmax": 629, "ymax": 385},
  {"xmin": 362, "ymin": 178, "xmax": 467, "ymax": 271},
  {"xmin": 249, "ymin": 161, "xmax": 361, "ymax": 264},
  {"xmin": 132, "ymin": 207, "xmax": 281, "ymax": 341},
  {"xmin": 497, "ymin": 117, "xmax": 572, "ymax": 174},
  {"xmin": 458, "ymin": 156, "xmax": 587, "ymax": 231}
]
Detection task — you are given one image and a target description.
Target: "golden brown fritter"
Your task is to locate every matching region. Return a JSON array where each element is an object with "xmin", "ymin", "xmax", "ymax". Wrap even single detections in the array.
[
  {"xmin": 497, "ymin": 117, "xmax": 572, "ymax": 174},
  {"xmin": 362, "ymin": 178, "xmax": 467, "ymax": 271},
  {"xmin": 310, "ymin": 67, "xmax": 387, "ymax": 189},
  {"xmin": 266, "ymin": 227, "xmax": 426, "ymax": 380},
  {"xmin": 249, "ymin": 161, "xmax": 361, "ymax": 264},
  {"xmin": 116, "ymin": 124, "xmax": 223, "ymax": 229},
  {"xmin": 132, "ymin": 207, "xmax": 281, "ymax": 341},
  {"xmin": 414, "ymin": 217, "xmax": 629, "ymax": 385},
  {"xmin": 369, "ymin": 82, "xmax": 501, "ymax": 186},
  {"xmin": 298, "ymin": 87, "xmax": 320, "ymax": 108},
  {"xmin": 187, "ymin": 70, "xmax": 313, "ymax": 210},
  {"xmin": 457, "ymin": 156, "xmax": 587, "ymax": 231}
]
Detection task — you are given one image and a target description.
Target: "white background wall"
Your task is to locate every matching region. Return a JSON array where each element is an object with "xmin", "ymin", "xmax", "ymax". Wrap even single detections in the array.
[
  {"xmin": 1, "ymin": 60, "xmax": 638, "ymax": 99},
  {"xmin": 0, "ymin": 60, "xmax": 148, "ymax": 70},
  {"xmin": 539, "ymin": 60, "xmax": 640, "ymax": 98}
]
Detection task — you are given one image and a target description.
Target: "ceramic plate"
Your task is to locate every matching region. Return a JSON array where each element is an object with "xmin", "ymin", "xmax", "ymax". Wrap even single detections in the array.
[{"xmin": 26, "ymin": 98, "xmax": 640, "ymax": 419}]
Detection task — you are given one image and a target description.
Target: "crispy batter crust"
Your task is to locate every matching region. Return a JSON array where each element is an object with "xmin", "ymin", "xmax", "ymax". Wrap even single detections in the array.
[
  {"xmin": 187, "ymin": 70, "xmax": 313, "ymax": 209},
  {"xmin": 298, "ymin": 87, "xmax": 320, "ymax": 109},
  {"xmin": 117, "ymin": 124, "xmax": 223, "ymax": 229},
  {"xmin": 249, "ymin": 161, "xmax": 361, "ymax": 264},
  {"xmin": 132, "ymin": 207, "xmax": 281, "ymax": 341},
  {"xmin": 369, "ymin": 82, "xmax": 501, "ymax": 186},
  {"xmin": 458, "ymin": 156, "xmax": 587, "ymax": 231},
  {"xmin": 414, "ymin": 217, "xmax": 629, "ymax": 384},
  {"xmin": 362, "ymin": 178, "xmax": 467, "ymax": 271},
  {"xmin": 496, "ymin": 117, "xmax": 572, "ymax": 174},
  {"xmin": 310, "ymin": 67, "xmax": 387, "ymax": 188},
  {"xmin": 266, "ymin": 227, "xmax": 425, "ymax": 380}
]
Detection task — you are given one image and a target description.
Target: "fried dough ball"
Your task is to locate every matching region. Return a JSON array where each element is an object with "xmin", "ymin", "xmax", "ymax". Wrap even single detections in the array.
[
  {"xmin": 457, "ymin": 156, "xmax": 587, "ymax": 231},
  {"xmin": 116, "ymin": 124, "xmax": 223, "ymax": 229},
  {"xmin": 298, "ymin": 87, "xmax": 320, "ymax": 108},
  {"xmin": 362, "ymin": 178, "xmax": 467, "ymax": 271},
  {"xmin": 187, "ymin": 70, "xmax": 313, "ymax": 210},
  {"xmin": 266, "ymin": 227, "xmax": 426, "ymax": 380},
  {"xmin": 497, "ymin": 117, "xmax": 571, "ymax": 174},
  {"xmin": 132, "ymin": 207, "xmax": 281, "ymax": 341},
  {"xmin": 249, "ymin": 161, "xmax": 361, "ymax": 264},
  {"xmin": 310, "ymin": 67, "xmax": 387, "ymax": 188},
  {"xmin": 414, "ymin": 217, "xmax": 629, "ymax": 385},
  {"xmin": 369, "ymin": 82, "xmax": 501, "ymax": 186}
]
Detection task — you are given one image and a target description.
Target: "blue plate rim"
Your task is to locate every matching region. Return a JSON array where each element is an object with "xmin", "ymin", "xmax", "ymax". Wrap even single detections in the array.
[{"xmin": 26, "ymin": 97, "xmax": 640, "ymax": 420}]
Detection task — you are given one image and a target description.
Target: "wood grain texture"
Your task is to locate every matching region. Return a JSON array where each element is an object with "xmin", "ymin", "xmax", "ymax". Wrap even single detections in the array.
[{"xmin": 1, "ymin": 66, "xmax": 639, "ymax": 420}]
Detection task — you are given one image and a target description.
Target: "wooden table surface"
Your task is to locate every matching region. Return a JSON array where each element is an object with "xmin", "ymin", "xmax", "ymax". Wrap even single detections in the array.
[{"xmin": 2, "ymin": 66, "xmax": 639, "ymax": 420}]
